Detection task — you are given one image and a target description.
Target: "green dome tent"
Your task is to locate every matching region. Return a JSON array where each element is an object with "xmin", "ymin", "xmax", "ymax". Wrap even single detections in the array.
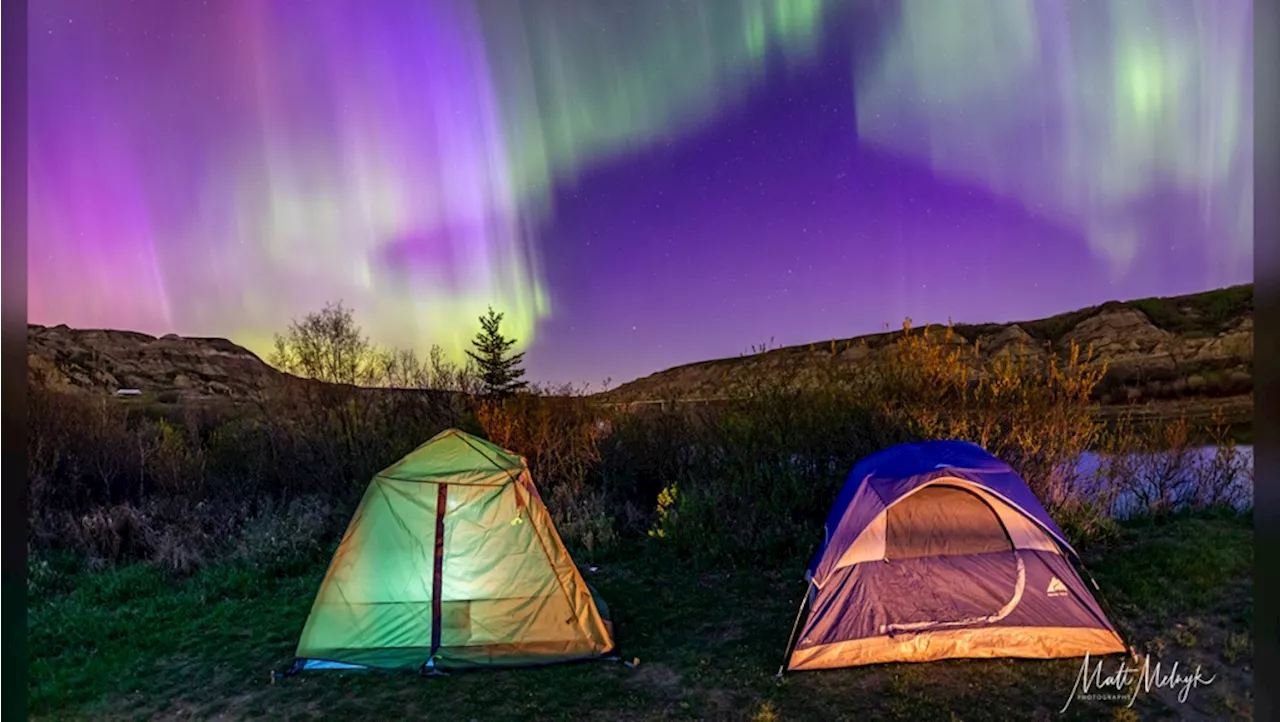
[{"xmin": 290, "ymin": 429, "xmax": 615, "ymax": 672}]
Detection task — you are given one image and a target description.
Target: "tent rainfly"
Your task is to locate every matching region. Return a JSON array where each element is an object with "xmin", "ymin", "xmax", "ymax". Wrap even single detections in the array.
[
  {"xmin": 782, "ymin": 440, "xmax": 1128, "ymax": 672},
  {"xmin": 291, "ymin": 429, "xmax": 615, "ymax": 673}
]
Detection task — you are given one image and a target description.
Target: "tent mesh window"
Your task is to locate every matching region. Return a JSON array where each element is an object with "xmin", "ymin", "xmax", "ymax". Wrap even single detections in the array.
[{"xmin": 884, "ymin": 484, "xmax": 1013, "ymax": 560}]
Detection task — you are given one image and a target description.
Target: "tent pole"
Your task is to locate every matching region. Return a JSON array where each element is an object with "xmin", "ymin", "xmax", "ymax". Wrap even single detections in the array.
[
  {"xmin": 775, "ymin": 580, "xmax": 813, "ymax": 679},
  {"xmin": 1072, "ymin": 556, "xmax": 1140, "ymax": 664}
]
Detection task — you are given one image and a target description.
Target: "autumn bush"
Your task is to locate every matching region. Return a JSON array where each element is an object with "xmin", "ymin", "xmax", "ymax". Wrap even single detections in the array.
[
  {"xmin": 603, "ymin": 321, "xmax": 1250, "ymax": 563},
  {"xmin": 28, "ymin": 318, "xmax": 1252, "ymax": 576},
  {"xmin": 475, "ymin": 385, "xmax": 618, "ymax": 558},
  {"xmin": 1093, "ymin": 409, "xmax": 1253, "ymax": 520}
]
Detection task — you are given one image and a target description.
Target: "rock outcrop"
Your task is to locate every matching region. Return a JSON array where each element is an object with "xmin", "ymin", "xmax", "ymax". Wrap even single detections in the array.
[
  {"xmin": 981, "ymin": 324, "xmax": 1044, "ymax": 360},
  {"xmin": 604, "ymin": 285, "xmax": 1254, "ymax": 411},
  {"xmin": 27, "ymin": 324, "xmax": 289, "ymax": 401}
]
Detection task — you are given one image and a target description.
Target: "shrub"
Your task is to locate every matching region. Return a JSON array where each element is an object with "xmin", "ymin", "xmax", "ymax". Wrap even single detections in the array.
[
  {"xmin": 647, "ymin": 484, "xmax": 679, "ymax": 540},
  {"xmin": 1093, "ymin": 408, "xmax": 1253, "ymax": 520},
  {"xmin": 235, "ymin": 495, "xmax": 342, "ymax": 573},
  {"xmin": 476, "ymin": 388, "xmax": 603, "ymax": 506},
  {"xmin": 148, "ymin": 522, "xmax": 209, "ymax": 574},
  {"xmin": 619, "ymin": 344, "xmax": 910, "ymax": 564},
  {"xmin": 474, "ymin": 385, "xmax": 617, "ymax": 553},
  {"xmin": 597, "ymin": 403, "xmax": 701, "ymax": 532},
  {"xmin": 29, "ymin": 386, "xmax": 141, "ymax": 511},
  {"xmin": 28, "ymin": 307, "xmax": 1253, "ymax": 574},
  {"xmin": 1190, "ymin": 413, "xmax": 1253, "ymax": 510},
  {"xmin": 863, "ymin": 322, "xmax": 1107, "ymax": 510},
  {"xmin": 66, "ymin": 504, "xmax": 155, "ymax": 568},
  {"xmin": 141, "ymin": 419, "xmax": 208, "ymax": 498},
  {"xmin": 555, "ymin": 488, "xmax": 619, "ymax": 560}
]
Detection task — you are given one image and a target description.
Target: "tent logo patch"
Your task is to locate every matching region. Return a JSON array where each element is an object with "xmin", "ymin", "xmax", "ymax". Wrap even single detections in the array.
[{"xmin": 1046, "ymin": 576, "xmax": 1069, "ymax": 597}]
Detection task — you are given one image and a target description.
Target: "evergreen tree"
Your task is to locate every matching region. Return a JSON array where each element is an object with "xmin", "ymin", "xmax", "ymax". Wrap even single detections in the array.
[{"xmin": 466, "ymin": 306, "xmax": 528, "ymax": 397}]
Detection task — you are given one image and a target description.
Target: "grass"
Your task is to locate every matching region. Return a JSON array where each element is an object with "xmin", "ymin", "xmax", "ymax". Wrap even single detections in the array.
[
  {"xmin": 1128, "ymin": 285, "xmax": 1253, "ymax": 338},
  {"xmin": 27, "ymin": 302, "xmax": 1255, "ymax": 719},
  {"xmin": 28, "ymin": 512, "xmax": 1252, "ymax": 721}
]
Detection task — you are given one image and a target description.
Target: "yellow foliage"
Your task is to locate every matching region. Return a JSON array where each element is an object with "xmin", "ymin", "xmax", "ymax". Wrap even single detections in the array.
[{"xmin": 647, "ymin": 483, "xmax": 679, "ymax": 539}]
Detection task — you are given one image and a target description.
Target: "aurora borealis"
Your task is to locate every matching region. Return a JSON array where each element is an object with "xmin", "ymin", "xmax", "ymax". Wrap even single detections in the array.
[{"xmin": 27, "ymin": 1, "xmax": 1253, "ymax": 386}]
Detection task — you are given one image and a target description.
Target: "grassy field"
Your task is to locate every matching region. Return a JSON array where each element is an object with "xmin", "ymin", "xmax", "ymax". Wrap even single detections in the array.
[
  {"xmin": 26, "ymin": 304, "xmax": 1255, "ymax": 720},
  {"xmin": 28, "ymin": 511, "xmax": 1252, "ymax": 721}
]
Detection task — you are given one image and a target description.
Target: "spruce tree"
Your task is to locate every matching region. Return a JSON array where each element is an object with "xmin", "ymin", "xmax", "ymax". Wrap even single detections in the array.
[{"xmin": 466, "ymin": 306, "xmax": 528, "ymax": 397}]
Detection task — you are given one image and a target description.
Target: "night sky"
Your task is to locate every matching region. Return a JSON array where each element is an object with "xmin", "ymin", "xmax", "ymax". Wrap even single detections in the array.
[{"xmin": 27, "ymin": 1, "xmax": 1254, "ymax": 387}]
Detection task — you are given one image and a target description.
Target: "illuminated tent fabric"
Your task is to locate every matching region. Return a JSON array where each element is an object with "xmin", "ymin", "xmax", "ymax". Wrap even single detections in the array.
[
  {"xmin": 293, "ymin": 429, "xmax": 614, "ymax": 672},
  {"xmin": 785, "ymin": 440, "xmax": 1126, "ymax": 671}
]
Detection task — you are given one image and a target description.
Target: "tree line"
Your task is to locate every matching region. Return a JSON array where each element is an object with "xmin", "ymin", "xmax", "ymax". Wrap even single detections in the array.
[{"xmin": 269, "ymin": 301, "xmax": 529, "ymax": 397}]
